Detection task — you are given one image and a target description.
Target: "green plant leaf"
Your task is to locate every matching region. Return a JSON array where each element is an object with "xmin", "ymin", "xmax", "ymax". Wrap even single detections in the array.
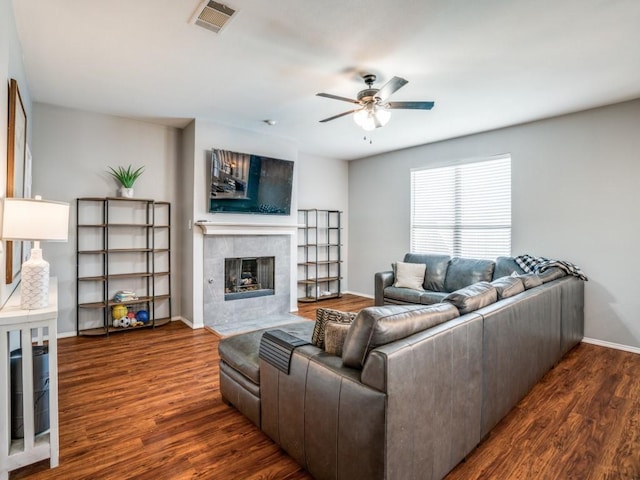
[{"xmin": 107, "ymin": 165, "xmax": 145, "ymax": 188}]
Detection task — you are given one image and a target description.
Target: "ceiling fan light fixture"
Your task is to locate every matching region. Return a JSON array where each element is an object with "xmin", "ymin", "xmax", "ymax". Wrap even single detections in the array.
[{"xmin": 353, "ymin": 104, "xmax": 391, "ymax": 131}]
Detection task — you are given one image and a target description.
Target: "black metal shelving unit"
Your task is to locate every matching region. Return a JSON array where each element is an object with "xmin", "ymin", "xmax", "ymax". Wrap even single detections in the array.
[
  {"xmin": 75, "ymin": 197, "xmax": 172, "ymax": 336},
  {"xmin": 297, "ymin": 209, "xmax": 342, "ymax": 302}
]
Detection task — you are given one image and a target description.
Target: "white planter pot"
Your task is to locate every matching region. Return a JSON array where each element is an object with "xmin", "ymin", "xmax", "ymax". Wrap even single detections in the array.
[{"xmin": 119, "ymin": 187, "xmax": 134, "ymax": 198}]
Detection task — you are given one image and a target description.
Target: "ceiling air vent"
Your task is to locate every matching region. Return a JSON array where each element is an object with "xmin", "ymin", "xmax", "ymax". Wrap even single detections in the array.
[{"xmin": 191, "ymin": 1, "xmax": 236, "ymax": 34}]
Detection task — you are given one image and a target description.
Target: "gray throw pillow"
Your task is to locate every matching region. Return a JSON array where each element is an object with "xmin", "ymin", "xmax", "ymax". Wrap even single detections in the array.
[{"xmin": 443, "ymin": 281, "xmax": 498, "ymax": 314}]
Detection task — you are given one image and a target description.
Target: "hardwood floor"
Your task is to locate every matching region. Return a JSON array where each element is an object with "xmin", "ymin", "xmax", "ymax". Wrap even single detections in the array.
[{"xmin": 11, "ymin": 295, "xmax": 640, "ymax": 479}]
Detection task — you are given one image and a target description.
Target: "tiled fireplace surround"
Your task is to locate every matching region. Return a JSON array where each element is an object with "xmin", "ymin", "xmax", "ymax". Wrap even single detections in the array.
[{"xmin": 198, "ymin": 223, "xmax": 298, "ymax": 329}]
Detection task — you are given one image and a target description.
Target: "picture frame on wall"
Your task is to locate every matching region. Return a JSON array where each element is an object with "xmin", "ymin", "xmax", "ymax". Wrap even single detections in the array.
[{"xmin": 6, "ymin": 78, "xmax": 27, "ymax": 284}]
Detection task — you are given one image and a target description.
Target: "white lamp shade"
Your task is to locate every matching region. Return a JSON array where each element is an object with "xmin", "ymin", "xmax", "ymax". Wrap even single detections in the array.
[{"xmin": 1, "ymin": 197, "xmax": 70, "ymax": 242}]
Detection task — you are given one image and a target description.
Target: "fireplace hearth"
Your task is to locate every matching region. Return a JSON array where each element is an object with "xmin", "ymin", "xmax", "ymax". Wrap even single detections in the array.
[{"xmin": 225, "ymin": 256, "xmax": 275, "ymax": 300}]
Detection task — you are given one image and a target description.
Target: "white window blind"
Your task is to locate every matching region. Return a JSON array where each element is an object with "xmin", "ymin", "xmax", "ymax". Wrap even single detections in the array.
[{"xmin": 410, "ymin": 156, "xmax": 511, "ymax": 260}]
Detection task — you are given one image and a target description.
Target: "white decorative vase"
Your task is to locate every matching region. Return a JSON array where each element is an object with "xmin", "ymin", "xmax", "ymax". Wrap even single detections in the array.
[{"xmin": 119, "ymin": 187, "xmax": 134, "ymax": 198}]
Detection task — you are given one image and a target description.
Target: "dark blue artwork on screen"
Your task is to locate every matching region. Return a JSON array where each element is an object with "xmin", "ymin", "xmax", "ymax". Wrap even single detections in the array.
[{"xmin": 208, "ymin": 148, "xmax": 294, "ymax": 215}]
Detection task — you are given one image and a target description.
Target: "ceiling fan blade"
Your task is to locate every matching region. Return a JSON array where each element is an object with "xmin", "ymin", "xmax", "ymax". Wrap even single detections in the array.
[
  {"xmin": 316, "ymin": 92, "xmax": 359, "ymax": 104},
  {"xmin": 376, "ymin": 76, "xmax": 408, "ymax": 101},
  {"xmin": 319, "ymin": 109, "xmax": 359, "ymax": 123},
  {"xmin": 388, "ymin": 101, "xmax": 435, "ymax": 110}
]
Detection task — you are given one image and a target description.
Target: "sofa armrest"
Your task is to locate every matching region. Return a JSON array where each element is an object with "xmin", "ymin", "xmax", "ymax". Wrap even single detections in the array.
[
  {"xmin": 260, "ymin": 345, "xmax": 386, "ymax": 480},
  {"xmin": 374, "ymin": 270, "xmax": 394, "ymax": 306},
  {"xmin": 361, "ymin": 313, "xmax": 484, "ymax": 480}
]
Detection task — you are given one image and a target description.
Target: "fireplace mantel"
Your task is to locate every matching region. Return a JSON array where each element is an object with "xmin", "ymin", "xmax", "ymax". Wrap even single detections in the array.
[{"xmin": 195, "ymin": 221, "xmax": 301, "ymax": 236}]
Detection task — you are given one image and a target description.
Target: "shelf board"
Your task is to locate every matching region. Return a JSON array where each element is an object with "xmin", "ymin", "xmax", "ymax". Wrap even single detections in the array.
[
  {"xmin": 107, "ymin": 296, "xmax": 153, "ymax": 307},
  {"xmin": 109, "ymin": 272, "xmax": 153, "ymax": 280},
  {"xmin": 298, "ymin": 261, "xmax": 342, "ymax": 266},
  {"xmin": 153, "ymin": 248, "xmax": 170, "ymax": 253},
  {"xmin": 298, "ymin": 276, "xmax": 341, "ymax": 284},
  {"xmin": 78, "ymin": 301, "xmax": 107, "ymax": 309},
  {"xmin": 298, "ymin": 244, "xmax": 341, "ymax": 248},
  {"xmin": 107, "ymin": 223, "xmax": 153, "ymax": 228},
  {"xmin": 78, "ymin": 224, "xmax": 106, "ymax": 228},
  {"xmin": 298, "ymin": 293, "xmax": 342, "ymax": 303},
  {"xmin": 78, "ymin": 276, "xmax": 106, "ymax": 282},
  {"xmin": 107, "ymin": 248, "xmax": 153, "ymax": 253},
  {"xmin": 78, "ymin": 250, "xmax": 106, "ymax": 255}
]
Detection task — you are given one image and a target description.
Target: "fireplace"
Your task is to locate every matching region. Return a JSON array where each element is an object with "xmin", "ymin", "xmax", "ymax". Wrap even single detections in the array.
[
  {"xmin": 225, "ymin": 256, "xmax": 275, "ymax": 300},
  {"xmin": 201, "ymin": 232, "xmax": 293, "ymax": 328}
]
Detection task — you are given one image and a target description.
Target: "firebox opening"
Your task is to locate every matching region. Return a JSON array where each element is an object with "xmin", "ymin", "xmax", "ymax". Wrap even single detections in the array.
[{"xmin": 225, "ymin": 256, "xmax": 275, "ymax": 301}]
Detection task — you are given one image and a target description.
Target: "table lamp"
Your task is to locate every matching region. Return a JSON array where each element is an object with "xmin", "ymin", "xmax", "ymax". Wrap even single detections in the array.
[{"xmin": 0, "ymin": 195, "xmax": 69, "ymax": 309}]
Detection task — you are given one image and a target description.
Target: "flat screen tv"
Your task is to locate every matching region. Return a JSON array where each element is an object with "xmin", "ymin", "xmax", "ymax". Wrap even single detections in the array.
[{"xmin": 208, "ymin": 148, "xmax": 294, "ymax": 215}]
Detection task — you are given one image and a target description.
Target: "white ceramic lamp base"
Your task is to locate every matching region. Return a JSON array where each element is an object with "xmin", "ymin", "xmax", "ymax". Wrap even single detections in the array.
[{"xmin": 20, "ymin": 247, "xmax": 50, "ymax": 310}]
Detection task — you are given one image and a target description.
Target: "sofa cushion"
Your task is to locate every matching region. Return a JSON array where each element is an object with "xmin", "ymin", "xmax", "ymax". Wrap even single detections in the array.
[
  {"xmin": 393, "ymin": 261, "xmax": 426, "ymax": 290},
  {"xmin": 403, "ymin": 253, "xmax": 451, "ymax": 292},
  {"xmin": 493, "ymin": 256, "xmax": 525, "ymax": 280},
  {"xmin": 443, "ymin": 281, "xmax": 498, "ymax": 314},
  {"xmin": 491, "ymin": 276, "xmax": 525, "ymax": 299},
  {"xmin": 518, "ymin": 273, "xmax": 543, "ymax": 289},
  {"xmin": 324, "ymin": 321, "xmax": 351, "ymax": 357},
  {"xmin": 538, "ymin": 267, "xmax": 566, "ymax": 283},
  {"xmin": 342, "ymin": 303, "xmax": 460, "ymax": 369},
  {"xmin": 444, "ymin": 257, "xmax": 496, "ymax": 292},
  {"xmin": 312, "ymin": 308, "xmax": 357, "ymax": 349},
  {"xmin": 384, "ymin": 287, "xmax": 448, "ymax": 305}
]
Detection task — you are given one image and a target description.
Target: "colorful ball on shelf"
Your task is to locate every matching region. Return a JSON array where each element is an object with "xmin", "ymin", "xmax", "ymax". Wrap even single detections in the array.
[
  {"xmin": 127, "ymin": 312, "xmax": 136, "ymax": 319},
  {"xmin": 120, "ymin": 316, "xmax": 131, "ymax": 328},
  {"xmin": 136, "ymin": 310, "xmax": 150, "ymax": 324},
  {"xmin": 112, "ymin": 304, "xmax": 128, "ymax": 320}
]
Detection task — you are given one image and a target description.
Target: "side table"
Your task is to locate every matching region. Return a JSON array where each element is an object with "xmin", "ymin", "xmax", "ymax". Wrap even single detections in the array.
[{"xmin": 0, "ymin": 279, "xmax": 59, "ymax": 479}]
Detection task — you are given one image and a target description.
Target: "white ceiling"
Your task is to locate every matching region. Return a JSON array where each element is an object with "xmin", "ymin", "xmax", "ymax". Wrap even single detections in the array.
[{"xmin": 12, "ymin": 0, "xmax": 640, "ymax": 160}]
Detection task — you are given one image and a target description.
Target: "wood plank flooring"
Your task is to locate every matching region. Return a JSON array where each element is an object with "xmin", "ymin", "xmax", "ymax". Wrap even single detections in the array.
[{"xmin": 11, "ymin": 294, "xmax": 640, "ymax": 479}]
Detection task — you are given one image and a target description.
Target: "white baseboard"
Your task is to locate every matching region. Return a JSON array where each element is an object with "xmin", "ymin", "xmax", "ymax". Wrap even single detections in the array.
[
  {"xmin": 58, "ymin": 331, "xmax": 77, "ymax": 339},
  {"xmin": 344, "ymin": 290, "xmax": 374, "ymax": 299},
  {"xmin": 176, "ymin": 316, "xmax": 203, "ymax": 329},
  {"xmin": 582, "ymin": 337, "xmax": 640, "ymax": 355}
]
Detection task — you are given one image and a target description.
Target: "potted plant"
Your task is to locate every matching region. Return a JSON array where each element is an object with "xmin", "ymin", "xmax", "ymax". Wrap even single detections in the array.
[{"xmin": 107, "ymin": 165, "xmax": 145, "ymax": 198}]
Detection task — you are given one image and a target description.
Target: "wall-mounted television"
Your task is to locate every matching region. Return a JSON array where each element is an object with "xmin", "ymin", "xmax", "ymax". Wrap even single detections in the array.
[{"xmin": 208, "ymin": 148, "xmax": 294, "ymax": 215}]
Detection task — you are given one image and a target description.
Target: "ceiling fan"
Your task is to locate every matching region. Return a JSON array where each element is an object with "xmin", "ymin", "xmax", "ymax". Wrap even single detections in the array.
[{"xmin": 317, "ymin": 74, "xmax": 434, "ymax": 131}]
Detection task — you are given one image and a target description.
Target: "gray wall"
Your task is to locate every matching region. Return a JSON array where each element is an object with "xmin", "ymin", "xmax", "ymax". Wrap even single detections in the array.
[
  {"xmin": 349, "ymin": 99, "xmax": 640, "ymax": 350},
  {"xmin": 0, "ymin": 0, "xmax": 32, "ymax": 305},
  {"xmin": 31, "ymin": 103, "xmax": 182, "ymax": 335}
]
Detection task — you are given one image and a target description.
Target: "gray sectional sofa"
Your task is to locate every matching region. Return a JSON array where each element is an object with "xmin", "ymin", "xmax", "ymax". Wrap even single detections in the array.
[{"xmin": 218, "ymin": 254, "xmax": 585, "ymax": 480}]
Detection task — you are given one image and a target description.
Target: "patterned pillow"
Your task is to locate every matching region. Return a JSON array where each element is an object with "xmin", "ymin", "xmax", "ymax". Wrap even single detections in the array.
[
  {"xmin": 312, "ymin": 308, "xmax": 357, "ymax": 349},
  {"xmin": 324, "ymin": 321, "xmax": 351, "ymax": 357}
]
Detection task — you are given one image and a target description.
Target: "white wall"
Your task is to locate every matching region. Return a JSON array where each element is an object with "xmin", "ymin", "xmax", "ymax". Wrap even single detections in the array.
[
  {"xmin": 31, "ymin": 103, "xmax": 182, "ymax": 335},
  {"xmin": 0, "ymin": 0, "xmax": 32, "ymax": 306},
  {"xmin": 296, "ymin": 152, "xmax": 350, "ymax": 294},
  {"xmin": 349, "ymin": 98, "xmax": 640, "ymax": 349}
]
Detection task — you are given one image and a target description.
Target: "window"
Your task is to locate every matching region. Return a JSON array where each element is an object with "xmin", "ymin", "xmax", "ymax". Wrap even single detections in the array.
[{"xmin": 410, "ymin": 155, "xmax": 511, "ymax": 260}]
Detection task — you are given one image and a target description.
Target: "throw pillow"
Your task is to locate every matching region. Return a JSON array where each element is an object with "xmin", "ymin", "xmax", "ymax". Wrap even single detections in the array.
[
  {"xmin": 311, "ymin": 308, "xmax": 357, "ymax": 349},
  {"xmin": 324, "ymin": 321, "xmax": 351, "ymax": 357},
  {"xmin": 393, "ymin": 261, "xmax": 426, "ymax": 290}
]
